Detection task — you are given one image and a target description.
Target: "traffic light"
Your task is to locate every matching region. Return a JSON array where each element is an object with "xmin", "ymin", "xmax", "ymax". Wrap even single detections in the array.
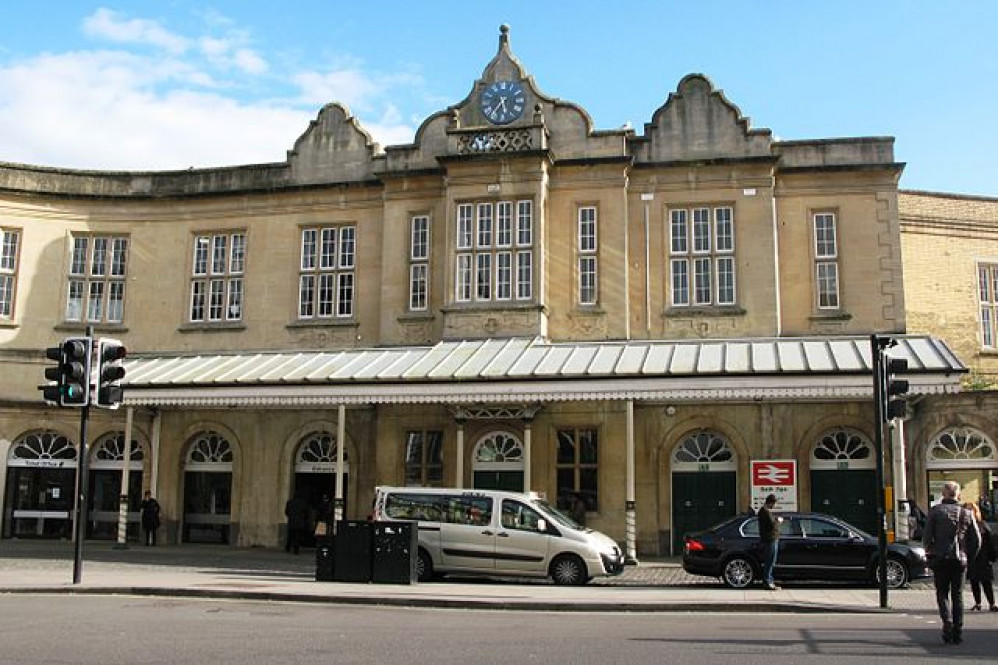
[
  {"xmin": 40, "ymin": 345, "xmax": 66, "ymax": 405},
  {"xmin": 95, "ymin": 338, "xmax": 127, "ymax": 408},
  {"xmin": 884, "ymin": 356, "xmax": 910, "ymax": 421}
]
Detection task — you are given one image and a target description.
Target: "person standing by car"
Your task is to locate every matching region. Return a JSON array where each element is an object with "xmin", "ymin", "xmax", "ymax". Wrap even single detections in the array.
[
  {"xmin": 924, "ymin": 481, "xmax": 980, "ymax": 645},
  {"xmin": 963, "ymin": 501, "xmax": 996, "ymax": 612},
  {"xmin": 758, "ymin": 494, "xmax": 782, "ymax": 590}
]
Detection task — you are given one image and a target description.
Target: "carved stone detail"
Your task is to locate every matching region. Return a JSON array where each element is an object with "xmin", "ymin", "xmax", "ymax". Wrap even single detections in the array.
[{"xmin": 457, "ymin": 129, "xmax": 534, "ymax": 154}]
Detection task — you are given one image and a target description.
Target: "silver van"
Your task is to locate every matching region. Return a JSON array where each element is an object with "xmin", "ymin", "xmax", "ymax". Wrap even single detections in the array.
[{"xmin": 372, "ymin": 486, "xmax": 625, "ymax": 585}]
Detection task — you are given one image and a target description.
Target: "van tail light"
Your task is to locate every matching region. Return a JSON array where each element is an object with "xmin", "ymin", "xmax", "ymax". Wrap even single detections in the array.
[{"xmin": 684, "ymin": 537, "xmax": 705, "ymax": 553}]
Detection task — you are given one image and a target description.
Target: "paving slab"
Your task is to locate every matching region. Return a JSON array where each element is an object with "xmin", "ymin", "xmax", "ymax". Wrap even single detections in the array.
[{"xmin": 0, "ymin": 539, "xmax": 945, "ymax": 615}]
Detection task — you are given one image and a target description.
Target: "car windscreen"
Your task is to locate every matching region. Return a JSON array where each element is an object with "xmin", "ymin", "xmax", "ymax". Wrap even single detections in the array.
[{"xmin": 532, "ymin": 498, "xmax": 582, "ymax": 530}]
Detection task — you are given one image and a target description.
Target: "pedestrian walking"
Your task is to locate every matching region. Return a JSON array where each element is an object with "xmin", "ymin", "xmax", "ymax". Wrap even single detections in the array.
[
  {"xmin": 963, "ymin": 501, "xmax": 996, "ymax": 612},
  {"xmin": 757, "ymin": 493, "xmax": 782, "ymax": 590},
  {"xmin": 284, "ymin": 493, "xmax": 310, "ymax": 555},
  {"xmin": 924, "ymin": 481, "xmax": 981, "ymax": 644},
  {"xmin": 139, "ymin": 491, "xmax": 161, "ymax": 546}
]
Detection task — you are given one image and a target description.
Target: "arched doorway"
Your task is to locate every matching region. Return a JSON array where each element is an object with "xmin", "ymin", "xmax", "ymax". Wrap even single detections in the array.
[
  {"xmin": 3, "ymin": 431, "xmax": 76, "ymax": 539},
  {"xmin": 292, "ymin": 430, "xmax": 347, "ymax": 545},
  {"xmin": 182, "ymin": 431, "xmax": 233, "ymax": 544},
  {"xmin": 926, "ymin": 426, "xmax": 998, "ymax": 520},
  {"xmin": 88, "ymin": 432, "xmax": 144, "ymax": 540},
  {"xmin": 472, "ymin": 431, "xmax": 524, "ymax": 491},
  {"xmin": 670, "ymin": 430, "xmax": 737, "ymax": 554},
  {"xmin": 810, "ymin": 428, "xmax": 877, "ymax": 534}
]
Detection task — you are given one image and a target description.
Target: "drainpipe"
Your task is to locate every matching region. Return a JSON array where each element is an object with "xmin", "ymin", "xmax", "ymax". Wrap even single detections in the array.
[
  {"xmin": 770, "ymin": 183, "xmax": 783, "ymax": 336},
  {"xmin": 641, "ymin": 193, "xmax": 654, "ymax": 337}
]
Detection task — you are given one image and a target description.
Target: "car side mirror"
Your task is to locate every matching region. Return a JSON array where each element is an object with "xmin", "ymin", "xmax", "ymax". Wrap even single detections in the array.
[{"xmin": 536, "ymin": 518, "xmax": 547, "ymax": 532}]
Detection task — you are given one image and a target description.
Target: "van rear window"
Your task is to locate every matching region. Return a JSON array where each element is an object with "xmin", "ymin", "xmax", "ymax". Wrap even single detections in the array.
[{"xmin": 384, "ymin": 492, "xmax": 493, "ymax": 525}]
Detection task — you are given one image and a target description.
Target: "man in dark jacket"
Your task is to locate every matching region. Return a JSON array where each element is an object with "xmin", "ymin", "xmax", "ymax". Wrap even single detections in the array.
[
  {"xmin": 284, "ymin": 494, "xmax": 310, "ymax": 555},
  {"xmin": 758, "ymin": 494, "xmax": 782, "ymax": 590},
  {"xmin": 924, "ymin": 481, "xmax": 981, "ymax": 644}
]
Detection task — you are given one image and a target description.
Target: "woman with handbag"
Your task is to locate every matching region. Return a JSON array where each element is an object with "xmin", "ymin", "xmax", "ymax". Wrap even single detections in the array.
[{"xmin": 964, "ymin": 501, "xmax": 997, "ymax": 612}]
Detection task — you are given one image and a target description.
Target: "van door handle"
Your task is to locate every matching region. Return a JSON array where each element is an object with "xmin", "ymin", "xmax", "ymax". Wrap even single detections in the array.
[
  {"xmin": 481, "ymin": 530, "xmax": 494, "ymax": 536},
  {"xmin": 497, "ymin": 532, "xmax": 510, "ymax": 537}
]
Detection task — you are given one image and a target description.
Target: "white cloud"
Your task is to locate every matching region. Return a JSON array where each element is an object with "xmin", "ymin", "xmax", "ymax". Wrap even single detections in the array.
[
  {"xmin": 82, "ymin": 8, "xmax": 190, "ymax": 55},
  {"xmin": 294, "ymin": 69, "xmax": 384, "ymax": 111},
  {"xmin": 0, "ymin": 11, "xmax": 424, "ymax": 170},
  {"xmin": 233, "ymin": 49, "xmax": 267, "ymax": 76},
  {"xmin": 0, "ymin": 51, "xmax": 305, "ymax": 170}
]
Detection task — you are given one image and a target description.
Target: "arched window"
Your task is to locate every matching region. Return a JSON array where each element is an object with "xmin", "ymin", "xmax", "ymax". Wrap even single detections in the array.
[
  {"xmin": 926, "ymin": 427, "xmax": 997, "ymax": 469},
  {"xmin": 185, "ymin": 431, "xmax": 233, "ymax": 470},
  {"xmin": 9, "ymin": 431, "xmax": 76, "ymax": 465},
  {"xmin": 671, "ymin": 430, "xmax": 736, "ymax": 471},
  {"xmin": 474, "ymin": 432, "xmax": 523, "ymax": 467},
  {"xmin": 91, "ymin": 432, "xmax": 144, "ymax": 470},
  {"xmin": 811, "ymin": 428, "xmax": 874, "ymax": 470},
  {"xmin": 295, "ymin": 431, "xmax": 348, "ymax": 473}
]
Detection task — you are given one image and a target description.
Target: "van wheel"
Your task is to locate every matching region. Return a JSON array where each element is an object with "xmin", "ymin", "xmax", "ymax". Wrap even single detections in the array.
[
  {"xmin": 550, "ymin": 554, "xmax": 588, "ymax": 586},
  {"xmin": 416, "ymin": 548, "xmax": 434, "ymax": 582}
]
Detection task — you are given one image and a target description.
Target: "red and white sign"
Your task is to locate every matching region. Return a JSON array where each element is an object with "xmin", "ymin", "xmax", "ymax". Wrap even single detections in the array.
[{"xmin": 751, "ymin": 460, "xmax": 798, "ymax": 511}]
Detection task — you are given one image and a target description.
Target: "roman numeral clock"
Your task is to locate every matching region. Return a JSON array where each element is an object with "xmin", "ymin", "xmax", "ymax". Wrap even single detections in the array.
[{"xmin": 480, "ymin": 80, "xmax": 526, "ymax": 125}]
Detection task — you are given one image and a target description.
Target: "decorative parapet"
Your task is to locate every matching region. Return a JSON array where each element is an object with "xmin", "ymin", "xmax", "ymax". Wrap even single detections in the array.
[{"xmin": 449, "ymin": 124, "xmax": 548, "ymax": 156}]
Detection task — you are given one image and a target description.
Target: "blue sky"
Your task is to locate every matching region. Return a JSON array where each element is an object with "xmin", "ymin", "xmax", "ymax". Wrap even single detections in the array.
[{"xmin": 1, "ymin": 1, "xmax": 996, "ymax": 196}]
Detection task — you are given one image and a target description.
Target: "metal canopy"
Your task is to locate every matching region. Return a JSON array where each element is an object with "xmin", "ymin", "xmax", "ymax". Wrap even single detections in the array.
[{"xmin": 120, "ymin": 335, "xmax": 965, "ymax": 408}]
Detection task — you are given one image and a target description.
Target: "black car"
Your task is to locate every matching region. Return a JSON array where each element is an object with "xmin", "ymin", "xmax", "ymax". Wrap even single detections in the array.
[{"xmin": 682, "ymin": 511, "xmax": 929, "ymax": 589}]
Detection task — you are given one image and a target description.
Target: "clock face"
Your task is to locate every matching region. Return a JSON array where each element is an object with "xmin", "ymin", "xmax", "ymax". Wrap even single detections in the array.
[{"xmin": 480, "ymin": 80, "xmax": 526, "ymax": 125}]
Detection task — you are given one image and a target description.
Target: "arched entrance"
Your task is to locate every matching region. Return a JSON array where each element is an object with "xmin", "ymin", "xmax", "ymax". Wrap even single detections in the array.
[
  {"xmin": 292, "ymin": 430, "xmax": 347, "ymax": 545},
  {"xmin": 88, "ymin": 432, "xmax": 144, "ymax": 540},
  {"xmin": 472, "ymin": 431, "xmax": 524, "ymax": 491},
  {"xmin": 3, "ymin": 431, "xmax": 76, "ymax": 539},
  {"xmin": 926, "ymin": 426, "xmax": 998, "ymax": 519},
  {"xmin": 670, "ymin": 430, "xmax": 737, "ymax": 554},
  {"xmin": 182, "ymin": 431, "xmax": 233, "ymax": 544},
  {"xmin": 809, "ymin": 428, "xmax": 877, "ymax": 534}
]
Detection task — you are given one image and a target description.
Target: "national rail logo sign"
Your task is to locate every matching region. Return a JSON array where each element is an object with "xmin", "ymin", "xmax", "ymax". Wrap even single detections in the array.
[{"xmin": 750, "ymin": 460, "xmax": 798, "ymax": 511}]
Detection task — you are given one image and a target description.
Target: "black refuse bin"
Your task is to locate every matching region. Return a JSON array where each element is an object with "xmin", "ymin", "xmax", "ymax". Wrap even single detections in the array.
[
  {"xmin": 333, "ymin": 520, "xmax": 372, "ymax": 583},
  {"xmin": 315, "ymin": 536, "xmax": 335, "ymax": 582},
  {"xmin": 372, "ymin": 521, "xmax": 418, "ymax": 584}
]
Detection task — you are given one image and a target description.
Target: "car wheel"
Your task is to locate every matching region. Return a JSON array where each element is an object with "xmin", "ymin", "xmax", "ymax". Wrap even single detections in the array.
[
  {"xmin": 550, "ymin": 554, "xmax": 588, "ymax": 586},
  {"xmin": 877, "ymin": 557, "xmax": 910, "ymax": 590},
  {"xmin": 722, "ymin": 556, "xmax": 756, "ymax": 589},
  {"xmin": 416, "ymin": 548, "xmax": 434, "ymax": 582}
]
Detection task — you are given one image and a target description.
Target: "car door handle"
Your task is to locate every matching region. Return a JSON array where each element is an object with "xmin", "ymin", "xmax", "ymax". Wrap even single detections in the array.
[
  {"xmin": 497, "ymin": 532, "xmax": 510, "ymax": 537},
  {"xmin": 481, "ymin": 530, "xmax": 494, "ymax": 536}
]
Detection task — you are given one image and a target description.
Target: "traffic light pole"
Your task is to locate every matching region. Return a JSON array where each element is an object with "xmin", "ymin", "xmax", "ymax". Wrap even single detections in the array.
[
  {"xmin": 870, "ymin": 334, "xmax": 890, "ymax": 609},
  {"xmin": 71, "ymin": 325, "xmax": 94, "ymax": 585}
]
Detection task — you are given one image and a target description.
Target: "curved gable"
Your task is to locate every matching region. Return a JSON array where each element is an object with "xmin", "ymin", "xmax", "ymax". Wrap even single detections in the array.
[
  {"xmin": 287, "ymin": 103, "xmax": 378, "ymax": 184},
  {"xmin": 632, "ymin": 74, "xmax": 772, "ymax": 163}
]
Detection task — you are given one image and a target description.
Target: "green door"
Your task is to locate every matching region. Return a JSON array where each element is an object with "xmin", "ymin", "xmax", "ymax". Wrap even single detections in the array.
[
  {"xmin": 474, "ymin": 470, "xmax": 524, "ymax": 492},
  {"xmin": 671, "ymin": 471, "xmax": 737, "ymax": 554},
  {"xmin": 810, "ymin": 469, "xmax": 877, "ymax": 535}
]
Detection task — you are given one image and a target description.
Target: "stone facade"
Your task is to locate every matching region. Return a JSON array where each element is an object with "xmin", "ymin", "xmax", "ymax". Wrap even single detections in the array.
[{"xmin": 0, "ymin": 27, "xmax": 987, "ymax": 556}]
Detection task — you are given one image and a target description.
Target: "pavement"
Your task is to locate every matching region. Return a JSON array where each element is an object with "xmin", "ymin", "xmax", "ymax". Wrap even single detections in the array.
[{"xmin": 0, "ymin": 538, "xmax": 951, "ymax": 614}]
